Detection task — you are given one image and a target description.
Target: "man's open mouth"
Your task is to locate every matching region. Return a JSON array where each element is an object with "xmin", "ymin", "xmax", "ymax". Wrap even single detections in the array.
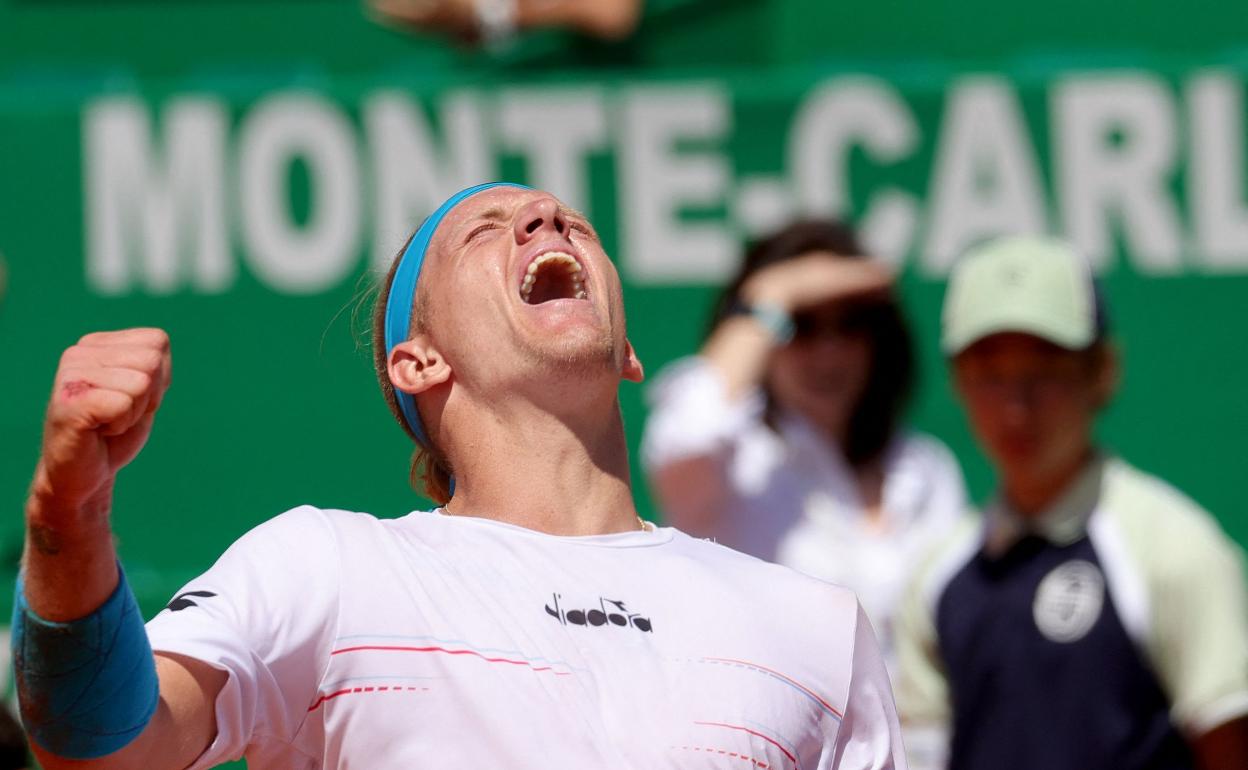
[{"xmin": 520, "ymin": 252, "xmax": 588, "ymax": 305}]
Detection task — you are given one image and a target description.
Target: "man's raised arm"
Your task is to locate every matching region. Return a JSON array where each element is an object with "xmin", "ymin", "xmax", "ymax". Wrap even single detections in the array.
[{"xmin": 17, "ymin": 328, "xmax": 225, "ymax": 770}]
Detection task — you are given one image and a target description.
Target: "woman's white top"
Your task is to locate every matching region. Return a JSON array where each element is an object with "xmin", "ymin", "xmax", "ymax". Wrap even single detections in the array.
[{"xmin": 642, "ymin": 356, "xmax": 968, "ymax": 663}]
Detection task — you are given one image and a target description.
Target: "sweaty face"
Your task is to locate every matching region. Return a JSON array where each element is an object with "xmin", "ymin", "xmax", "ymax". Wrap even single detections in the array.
[
  {"xmin": 953, "ymin": 333, "xmax": 1110, "ymax": 486},
  {"xmin": 416, "ymin": 188, "xmax": 635, "ymax": 391}
]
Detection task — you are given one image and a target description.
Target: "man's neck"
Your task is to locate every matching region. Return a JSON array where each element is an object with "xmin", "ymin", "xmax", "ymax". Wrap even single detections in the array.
[
  {"xmin": 1002, "ymin": 446, "xmax": 1096, "ymax": 517},
  {"xmin": 440, "ymin": 395, "xmax": 641, "ymax": 536}
]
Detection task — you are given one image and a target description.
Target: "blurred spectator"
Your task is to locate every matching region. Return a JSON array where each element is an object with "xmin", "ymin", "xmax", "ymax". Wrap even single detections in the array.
[
  {"xmin": 895, "ymin": 236, "xmax": 1248, "ymax": 770},
  {"xmin": 368, "ymin": 0, "xmax": 643, "ymax": 44},
  {"xmin": 642, "ymin": 220, "xmax": 967, "ymax": 666}
]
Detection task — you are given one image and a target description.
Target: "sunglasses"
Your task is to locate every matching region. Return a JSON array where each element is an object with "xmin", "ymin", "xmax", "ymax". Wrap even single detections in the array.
[{"xmin": 791, "ymin": 302, "xmax": 887, "ymax": 341}]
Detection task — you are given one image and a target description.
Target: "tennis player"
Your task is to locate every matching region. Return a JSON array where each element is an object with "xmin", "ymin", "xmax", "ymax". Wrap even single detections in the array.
[{"xmin": 15, "ymin": 183, "xmax": 906, "ymax": 769}]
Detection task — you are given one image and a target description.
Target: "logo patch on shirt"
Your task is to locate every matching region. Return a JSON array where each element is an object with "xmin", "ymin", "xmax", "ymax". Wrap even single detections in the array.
[
  {"xmin": 544, "ymin": 594, "xmax": 653, "ymax": 632},
  {"xmin": 1032, "ymin": 560, "xmax": 1104, "ymax": 643}
]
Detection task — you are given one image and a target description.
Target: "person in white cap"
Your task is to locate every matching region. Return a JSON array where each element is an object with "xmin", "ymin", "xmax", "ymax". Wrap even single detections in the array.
[
  {"xmin": 14, "ymin": 183, "xmax": 906, "ymax": 769},
  {"xmin": 894, "ymin": 235, "xmax": 1248, "ymax": 770}
]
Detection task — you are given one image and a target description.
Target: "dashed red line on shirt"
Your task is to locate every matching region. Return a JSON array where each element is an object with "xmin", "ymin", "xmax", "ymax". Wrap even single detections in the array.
[
  {"xmin": 671, "ymin": 744, "xmax": 771, "ymax": 768},
  {"xmin": 307, "ymin": 684, "xmax": 430, "ymax": 712}
]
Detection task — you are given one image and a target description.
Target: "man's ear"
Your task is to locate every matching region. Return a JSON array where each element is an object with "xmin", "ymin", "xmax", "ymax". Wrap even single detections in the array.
[
  {"xmin": 621, "ymin": 338, "xmax": 645, "ymax": 383},
  {"xmin": 388, "ymin": 335, "xmax": 453, "ymax": 395},
  {"xmin": 1093, "ymin": 340, "xmax": 1120, "ymax": 409}
]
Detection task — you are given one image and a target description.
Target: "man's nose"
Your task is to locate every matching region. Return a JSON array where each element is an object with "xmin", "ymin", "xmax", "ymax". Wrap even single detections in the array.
[
  {"xmin": 514, "ymin": 197, "xmax": 568, "ymax": 244},
  {"xmin": 997, "ymin": 385, "xmax": 1037, "ymax": 426}
]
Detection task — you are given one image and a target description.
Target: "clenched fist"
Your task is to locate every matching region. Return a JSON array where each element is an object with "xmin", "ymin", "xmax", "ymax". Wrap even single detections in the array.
[{"xmin": 30, "ymin": 328, "xmax": 172, "ymax": 520}]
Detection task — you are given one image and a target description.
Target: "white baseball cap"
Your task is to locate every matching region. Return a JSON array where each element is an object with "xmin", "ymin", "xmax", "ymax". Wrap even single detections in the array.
[{"xmin": 942, "ymin": 235, "xmax": 1101, "ymax": 356}]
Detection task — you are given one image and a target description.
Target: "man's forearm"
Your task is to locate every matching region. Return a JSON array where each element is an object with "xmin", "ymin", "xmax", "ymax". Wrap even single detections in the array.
[
  {"xmin": 22, "ymin": 480, "xmax": 120, "ymax": 622},
  {"xmin": 17, "ymin": 328, "xmax": 175, "ymax": 761},
  {"xmin": 1194, "ymin": 717, "xmax": 1248, "ymax": 770}
]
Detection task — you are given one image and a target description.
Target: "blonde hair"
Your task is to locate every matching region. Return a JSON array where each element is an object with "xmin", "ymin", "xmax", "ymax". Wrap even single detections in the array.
[{"xmin": 371, "ymin": 237, "xmax": 453, "ymax": 505}]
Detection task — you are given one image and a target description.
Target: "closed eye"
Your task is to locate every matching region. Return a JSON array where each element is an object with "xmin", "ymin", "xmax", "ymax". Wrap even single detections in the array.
[
  {"xmin": 569, "ymin": 221, "xmax": 598, "ymax": 240},
  {"xmin": 465, "ymin": 222, "xmax": 502, "ymax": 243}
]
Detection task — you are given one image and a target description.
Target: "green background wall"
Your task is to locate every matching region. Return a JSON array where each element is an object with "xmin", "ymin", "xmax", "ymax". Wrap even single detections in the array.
[{"xmin": 2, "ymin": 6, "xmax": 1246, "ymax": 746}]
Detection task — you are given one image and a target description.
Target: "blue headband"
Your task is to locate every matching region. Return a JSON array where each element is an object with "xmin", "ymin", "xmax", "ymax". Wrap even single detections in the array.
[{"xmin": 385, "ymin": 182, "xmax": 530, "ymax": 448}]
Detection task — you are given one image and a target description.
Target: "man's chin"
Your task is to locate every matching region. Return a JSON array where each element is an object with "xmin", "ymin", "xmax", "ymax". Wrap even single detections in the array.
[
  {"xmin": 519, "ymin": 330, "xmax": 616, "ymax": 374},
  {"xmin": 994, "ymin": 445, "xmax": 1046, "ymax": 476}
]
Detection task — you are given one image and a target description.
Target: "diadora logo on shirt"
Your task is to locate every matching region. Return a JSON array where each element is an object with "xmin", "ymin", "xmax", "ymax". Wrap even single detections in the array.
[{"xmin": 544, "ymin": 593, "xmax": 653, "ymax": 632}]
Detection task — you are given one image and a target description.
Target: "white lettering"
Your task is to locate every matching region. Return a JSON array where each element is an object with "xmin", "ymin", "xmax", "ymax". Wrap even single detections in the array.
[
  {"xmin": 733, "ymin": 177, "xmax": 794, "ymax": 238},
  {"xmin": 924, "ymin": 77, "xmax": 1048, "ymax": 273},
  {"xmin": 618, "ymin": 86, "xmax": 734, "ymax": 283},
  {"xmin": 365, "ymin": 91, "xmax": 493, "ymax": 268},
  {"xmin": 1188, "ymin": 71, "xmax": 1248, "ymax": 271},
  {"xmin": 788, "ymin": 77, "xmax": 920, "ymax": 262},
  {"xmin": 498, "ymin": 88, "xmax": 607, "ymax": 213},
  {"xmin": 237, "ymin": 92, "xmax": 362, "ymax": 294},
  {"xmin": 84, "ymin": 97, "xmax": 230, "ymax": 295},
  {"xmin": 1054, "ymin": 74, "xmax": 1183, "ymax": 272}
]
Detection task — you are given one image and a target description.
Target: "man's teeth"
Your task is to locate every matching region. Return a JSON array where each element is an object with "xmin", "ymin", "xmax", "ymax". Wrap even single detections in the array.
[{"xmin": 520, "ymin": 252, "xmax": 588, "ymax": 302}]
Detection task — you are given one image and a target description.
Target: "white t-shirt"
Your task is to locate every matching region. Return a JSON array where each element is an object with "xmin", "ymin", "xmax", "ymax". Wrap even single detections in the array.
[
  {"xmin": 146, "ymin": 506, "xmax": 906, "ymax": 769},
  {"xmin": 642, "ymin": 357, "xmax": 967, "ymax": 665}
]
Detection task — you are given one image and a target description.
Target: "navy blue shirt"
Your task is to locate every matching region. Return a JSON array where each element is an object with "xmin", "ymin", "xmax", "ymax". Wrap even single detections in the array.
[
  {"xmin": 896, "ymin": 457, "xmax": 1248, "ymax": 770},
  {"xmin": 938, "ymin": 533, "xmax": 1193, "ymax": 769}
]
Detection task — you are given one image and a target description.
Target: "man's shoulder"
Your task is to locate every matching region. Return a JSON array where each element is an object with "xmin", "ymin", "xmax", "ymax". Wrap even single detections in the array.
[
  {"xmin": 231, "ymin": 505, "xmax": 421, "ymax": 557},
  {"xmin": 247, "ymin": 503, "xmax": 372, "ymax": 536},
  {"xmin": 666, "ymin": 528, "xmax": 860, "ymax": 610},
  {"xmin": 1096, "ymin": 457, "xmax": 1244, "ymax": 597},
  {"xmin": 1104, "ymin": 457, "xmax": 1206, "ymax": 516},
  {"xmin": 1101, "ymin": 457, "xmax": 1234, "ymax": 552}
]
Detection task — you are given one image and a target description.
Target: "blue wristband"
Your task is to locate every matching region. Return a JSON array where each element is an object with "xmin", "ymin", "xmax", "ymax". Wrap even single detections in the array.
[
  {"xmin": 12, "ymin": 567, "xmax": 159, "ymax": 759},
  {"xmin": 732, "ymin": 300, "xmax": 796, "ymax": 344}
]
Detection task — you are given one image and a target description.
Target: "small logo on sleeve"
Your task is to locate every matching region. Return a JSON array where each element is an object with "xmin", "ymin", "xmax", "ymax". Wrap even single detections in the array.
[
  {"xmin": 544, "ymin": 593, "xmax": 653, "ymax": 633},
  {"xmin": 166, "ymin": 590, "xmax": 218, "ymax": 612},
  {"xmin": 1033, "ymin": 560, "xmax": 1104, "ymax": 643}
]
